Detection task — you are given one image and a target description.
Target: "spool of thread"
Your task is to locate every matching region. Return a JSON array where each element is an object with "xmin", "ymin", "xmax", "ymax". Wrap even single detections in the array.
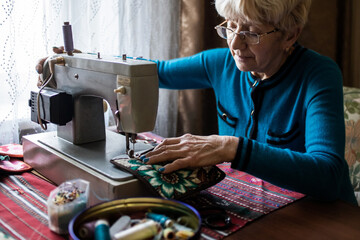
[
  {"xmin": 176, "ymin": 216, "xmax": 192, "ymax": 227},
  {"xmin": 113, "ymin": 220, "xmax": 159, "ymax": 240},
  {"xmin": 62, "ymin": 22, "xmax": 74, "ymax": 55},
  {"xmin": 109, "ymin": 215, "xmax": 131, "ymax": 239},
  {"xmin": 173, "ymin": 222, "xmax": 194, "ymax": 232},
  {"xmin": 146, "ymin": 212, "xmax": 174, "ymax": 228},
  {"xmin": 163, "ymin": 227, "xmax": 175, "ymax": 240},
  {"xmin": 78, "ymin": 221, "xmax": 96, "ymax": 239},
  {"xmin": 175, "ymin": 229, "xmax": 195, "ymax": 239},
  {"xmin": 94, "ymin": 219, "xmax": 111, "ymax": 240}
]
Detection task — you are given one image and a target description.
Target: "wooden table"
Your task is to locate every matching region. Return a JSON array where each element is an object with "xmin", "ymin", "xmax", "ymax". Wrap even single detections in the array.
[{"xmin": 225, "ymin": 197, "xmax": 360, "ymax": 240}]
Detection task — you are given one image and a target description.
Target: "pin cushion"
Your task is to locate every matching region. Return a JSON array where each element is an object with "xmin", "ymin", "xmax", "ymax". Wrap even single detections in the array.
[{"xmin": 69, "ymin": 197, "xmax": 201, "ymax": 240}]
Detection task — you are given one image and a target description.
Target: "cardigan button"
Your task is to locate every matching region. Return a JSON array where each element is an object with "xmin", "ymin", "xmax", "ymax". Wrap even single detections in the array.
[
  {"xmin": 251, "ymin": 110, "xmax": 255, "ymax": 116},
  {"xmin": 221, "ymin": 113, "xmax": 227, "ymax": 120}
]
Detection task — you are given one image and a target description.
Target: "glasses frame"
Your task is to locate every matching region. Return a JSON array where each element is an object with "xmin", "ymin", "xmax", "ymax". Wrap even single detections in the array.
[{"xmin": 214, "ymin": 20, "xmax": 279, "ymax": 45}]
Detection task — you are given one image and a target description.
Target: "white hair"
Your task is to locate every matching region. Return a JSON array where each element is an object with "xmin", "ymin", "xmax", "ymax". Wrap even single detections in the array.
[{"xmin": 215, "ymin": 0, "xmax": 312, "ymax": 31}]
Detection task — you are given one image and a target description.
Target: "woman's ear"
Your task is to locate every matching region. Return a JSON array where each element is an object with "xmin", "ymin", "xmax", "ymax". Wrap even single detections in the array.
[{"xmin": 283, "ymin": 26, "xmax": 302, "ymax": 50}]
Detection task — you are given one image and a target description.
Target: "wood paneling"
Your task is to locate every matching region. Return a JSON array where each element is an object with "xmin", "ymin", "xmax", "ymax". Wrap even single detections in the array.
[{"xmin": 298, "ymin": 0, "xmax": 338, "ymax": 60}]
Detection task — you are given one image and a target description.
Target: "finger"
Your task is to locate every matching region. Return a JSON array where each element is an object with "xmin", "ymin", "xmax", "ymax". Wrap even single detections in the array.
[
  {"xmin": 53, "ymin": 46, "xmax": 64, "ymax": 54},
  {"xmin": 159, "ymin": 157, "xmax": 191, "ymax": 174},
  {"xmin": 53, "ymin": 46, "xmax": 82, "ymax": 54},
  {"xmin": 154, "ymin": 134, "xmax": 195, "ymax": 152},
  {"xmin": 145, "ymin": 148, "xmax": 183, "ymax": 164},
  {"xmin": 144, "ymin": 137, "xmax": 191, "ymax": 163},
  {"xmin": 153, "ymin": 137, "xmax": 180, "ymax": 150},
  {"xmin": 37, "ymin": 75, "xmax": 43, "ymax": 87},
  {"xmin": 35, "ymin": 57, "xmax": 48, "ymax": 74},
  {"xmin": 149, "ymin": 140, "xmax": 178, "ymax": 155},
  {"xmin": 147, "ymin": 140, "xmax": 190, "ymax": 161},
  {"xmin": 150, "ymin": 141, "xmax": 171, "ymax": 155}
]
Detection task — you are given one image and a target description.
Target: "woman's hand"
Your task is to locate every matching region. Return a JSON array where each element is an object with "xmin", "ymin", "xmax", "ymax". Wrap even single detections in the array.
[
  {"xmin": 35, "ymin": 46, "xmax": 81, "ymax": 87},
  {"xmin": 35, "ymin": 47, "xmax": 65, "ymax": 74},
  {"xmin": 141, "ymin": 134, "xmax": 239, "ymax": 173}
]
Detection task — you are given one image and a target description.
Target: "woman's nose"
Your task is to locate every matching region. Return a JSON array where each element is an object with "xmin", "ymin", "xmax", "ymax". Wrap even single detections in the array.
[{"xmin": 229, "ymin": 33, "xmax": 247, "ymax": 50}]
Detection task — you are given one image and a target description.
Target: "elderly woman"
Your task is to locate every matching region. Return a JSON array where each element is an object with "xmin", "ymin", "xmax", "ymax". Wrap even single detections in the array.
[{"xmin": 141, "ymin": 0, "xmax": 357, "ymax": 205}]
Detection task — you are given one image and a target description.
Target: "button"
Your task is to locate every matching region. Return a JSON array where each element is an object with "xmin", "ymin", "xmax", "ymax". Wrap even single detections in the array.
[
  {"xmin": 251, "ymin": 110, "xmax": 254, "ymax": 116},
  {"xmin": 221, "ymin": 113, "xmax": 227, "ymax": 120}
]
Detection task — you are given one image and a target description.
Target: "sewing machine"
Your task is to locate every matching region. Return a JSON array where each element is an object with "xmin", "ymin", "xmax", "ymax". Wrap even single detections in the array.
[{"xmin": 22, "ymin": 52, "xmax": 159, "ymax": 205}]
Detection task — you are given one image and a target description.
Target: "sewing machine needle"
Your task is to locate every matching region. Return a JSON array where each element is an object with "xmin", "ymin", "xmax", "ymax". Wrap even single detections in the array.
[{"xmin": 125, "ymin": 133, "xmax": 137, "ymax": 158}]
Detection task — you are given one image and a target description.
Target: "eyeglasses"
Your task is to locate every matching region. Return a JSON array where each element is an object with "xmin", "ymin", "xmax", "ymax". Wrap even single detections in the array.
[{"xmin": 214, "ymin": 21, "xmax": 279, "ymax": 45}]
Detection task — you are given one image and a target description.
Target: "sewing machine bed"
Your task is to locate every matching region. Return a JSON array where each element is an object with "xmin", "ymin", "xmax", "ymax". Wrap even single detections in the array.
[
  {"xmin": 22, "ymin": 130, "xmax": 155, "ymax": 204},
  {"xmin": 45, "ymin": 131, "xmax": 152, "ymax": 180}
]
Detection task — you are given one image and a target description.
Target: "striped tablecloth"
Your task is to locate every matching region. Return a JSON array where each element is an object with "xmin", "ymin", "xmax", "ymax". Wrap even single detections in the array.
[
  {"xmin": 186, "ymin": 163, "xmax": 305, "ymax": 239},
  {"xmin": 0, "ymin": 168, "xmax": 304, "ymax": 240},
  {"xmin": 0, "ymin": 133, "xmax": 305, "ymax": 239},
  {"xmin": 0, "ymin": 173, "xmax": 63, "ymax": 240}
]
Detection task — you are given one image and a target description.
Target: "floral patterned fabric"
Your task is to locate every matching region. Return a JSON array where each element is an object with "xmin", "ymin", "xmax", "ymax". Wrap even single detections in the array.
[
  {"xmin": 111, "ymin": 157, "xmax": 225, "ymax": 200},
  {"xmin": 343, "ymin": 86, "xmax": 360, "ymax": 205}
]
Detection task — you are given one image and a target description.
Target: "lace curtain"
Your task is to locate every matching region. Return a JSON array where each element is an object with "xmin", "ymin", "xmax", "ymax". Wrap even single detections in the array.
[{"xmin": 0, "ymin": 0, "xmax": 180, "ymax": 145}]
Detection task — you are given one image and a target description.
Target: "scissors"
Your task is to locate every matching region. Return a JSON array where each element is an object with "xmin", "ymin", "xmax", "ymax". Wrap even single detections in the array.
[{"xmin": 198, "ymin": 207, "xmax": 232, "ymax": 230}]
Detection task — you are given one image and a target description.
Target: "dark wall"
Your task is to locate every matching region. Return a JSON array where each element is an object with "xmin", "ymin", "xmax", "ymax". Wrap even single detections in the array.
[{"xmin": 298, "ymin": 0, "xmax": 339, "ymax": 62}]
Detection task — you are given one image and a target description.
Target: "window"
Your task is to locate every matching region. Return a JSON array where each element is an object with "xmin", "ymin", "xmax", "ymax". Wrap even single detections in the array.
[{"xmin": 0, "ymin": 0, "xmax": 180, "ymax": 145}]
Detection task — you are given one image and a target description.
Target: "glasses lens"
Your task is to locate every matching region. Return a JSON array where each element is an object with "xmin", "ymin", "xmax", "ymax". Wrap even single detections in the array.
[
  {"xmin": 244, "ymin": 32, "xmax": 259, "ymax": 44},
  {"xmin": 215, "ymin": 26, "xmax": 261, "ymax": 44},
  {"xmin": 216, "ymin": 27, "xmax": 228, "ymax": 39}
]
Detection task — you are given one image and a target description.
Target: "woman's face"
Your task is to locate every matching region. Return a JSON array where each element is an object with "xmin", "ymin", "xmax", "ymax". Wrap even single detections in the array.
[{"xmin": 226, "ymin": 20, "xmax": 288, "ymax": 80}]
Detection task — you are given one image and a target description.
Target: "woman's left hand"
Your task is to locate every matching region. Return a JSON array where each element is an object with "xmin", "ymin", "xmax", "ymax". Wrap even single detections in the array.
[{"xmin": 141, "ymin": 134, "xmax": 239, "ymax": 173}]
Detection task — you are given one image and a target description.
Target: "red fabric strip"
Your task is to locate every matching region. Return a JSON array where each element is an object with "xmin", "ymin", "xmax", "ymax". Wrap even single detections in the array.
[{"xmin": 0, "ymin": 173, "xmax": 64, "ymax": 240}]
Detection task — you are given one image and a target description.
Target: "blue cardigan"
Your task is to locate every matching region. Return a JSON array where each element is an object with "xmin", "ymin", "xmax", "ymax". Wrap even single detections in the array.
[{"xmin": 156, "ymin": 44, "xmax": 357, "ymax": 205}]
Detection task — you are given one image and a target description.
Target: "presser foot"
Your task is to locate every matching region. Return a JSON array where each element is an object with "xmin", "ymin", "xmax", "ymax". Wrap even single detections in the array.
[
  {"xmin": 125, "ymin": 133, "xmax": 138, "ymax": 158},
  {"xmin": 126, "ymin": 149, "xmax": 134, "ymax": 158}
]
